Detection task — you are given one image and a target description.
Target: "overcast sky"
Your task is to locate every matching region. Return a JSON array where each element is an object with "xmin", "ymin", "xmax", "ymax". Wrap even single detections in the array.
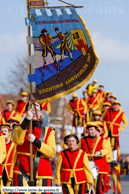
[{"xmin": 0, "ymin": 0, "xmax": 129, "ymax": 153}]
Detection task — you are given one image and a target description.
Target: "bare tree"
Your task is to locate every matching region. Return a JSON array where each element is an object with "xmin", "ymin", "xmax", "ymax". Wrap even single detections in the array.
[{"xmin": 1, "ymin": 55, "xmax": 35, "ymax": 94}]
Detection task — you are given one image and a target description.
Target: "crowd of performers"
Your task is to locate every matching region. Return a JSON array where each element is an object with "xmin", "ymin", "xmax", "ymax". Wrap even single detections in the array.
[{"xmin": 0, "ymin": 79, "xmax": 128, "ymax": 194}]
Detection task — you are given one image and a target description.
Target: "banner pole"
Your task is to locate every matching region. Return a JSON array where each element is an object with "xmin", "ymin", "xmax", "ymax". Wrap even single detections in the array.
[{"xmin": 26, "ymin": 0, "xmax": 34, "ymax": 185}]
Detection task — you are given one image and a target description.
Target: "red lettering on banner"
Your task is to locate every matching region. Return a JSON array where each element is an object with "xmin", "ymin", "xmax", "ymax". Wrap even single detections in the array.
[
  {"xmin": 34, "ymin": 19, "xmax": 79, "ymax": 25},
  {"xmin": 30, "ymin": 1, "xmax": 44, "ymax": 7}
]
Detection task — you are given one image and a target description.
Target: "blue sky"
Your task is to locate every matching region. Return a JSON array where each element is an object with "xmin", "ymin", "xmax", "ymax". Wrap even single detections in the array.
[{"xmin": 0, "ymin": 0, "xmax": 129, "ymax": 153}]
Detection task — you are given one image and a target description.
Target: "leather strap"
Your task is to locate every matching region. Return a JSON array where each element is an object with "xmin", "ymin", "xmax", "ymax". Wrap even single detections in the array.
[
  {"xmin": 84, "ymin": 137, "xmax": 90, "ymax": 153},
  {"xmin": 17, "ymin": 160, "xmax": 30, "ymax": 182},
  {"xmin": 63, "ymin": 150, "xmax": 72, "ymax": 169}
]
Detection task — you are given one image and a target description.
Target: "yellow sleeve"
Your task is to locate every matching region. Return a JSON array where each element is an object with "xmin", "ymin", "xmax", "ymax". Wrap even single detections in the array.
[
  {"xmin": 54, "ymin": 153, "xmax": 62, "ymax": 184},
  {"xmin": 0, "ymin": 135, "xmax": 6, "ymax": 164},
  {"xmin": 83, "ymin": 153, "xmax": 93, "ymax": 183},
  {"xmin": 1, "ymin": 116, "xmax": 5, "ymax": 124},
  {"xmin": 105, "ymin": 138, "xmax": 113, "ymax": 163},
  {"xmin": 100, "ymin": 138, "xmax": 110, "ymax": 156},
  {"xmin": 61, "ymin": 33, "xmax": 65, "ymax": 41},
  {"xmin": 13, "ymin": 101, "xmax": 18, "ymax": 111},
  {"xmin": 40, "ymin": 36, "xmax": 44, "ymax": 45},
  {"xmin": 78, "ymin": 140, "xmax": 82, "ymax": 149},
  {"xmin": 48, "ymin": 34, "xmax": 52, "ymax": 43},
  {"xmin": 67, "ymin": 102, "xmax": 73, "ymax": 114},
  {"xmin": 9, "ymin": 144, "xmax": 17, "ymax": 179},
  {"xmin": 119, "ymin": 113, "xmax": 128, "ymax": 132},
  {"xmin": 38, "ymin": 129, "xmax": 56, "ymax": 159},
  {"xmin": 81, "ymin": 99, "xmax": 87, "ymax": 113},
  {"xmin": 103, "ymin": 121, "xmax": 108, "ymax": 137},
  {"xmin": 94, "ymin": 97, "xmax": 100, "ymax": 110},
  {"xmin": 46, "ymin": 102, "xmax": 51, "ymax": 115},
  {"xmin": 12, "ymin": 125, "xmax": 26, "ymax": 145},
  {"xmin": 102, "ymin": 109, "xmax": 107, "ymax": 120}
]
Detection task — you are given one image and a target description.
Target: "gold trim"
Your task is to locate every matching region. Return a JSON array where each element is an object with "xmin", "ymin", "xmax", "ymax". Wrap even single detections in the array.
[
  {"xmin": 14, "ymin": 170, "xmax": 22, "ymax": 175},
  {"xmin": 36, "ymin": 175, "xmax": 52, "ymax": 179},
  {"xmin": 37, "ymin": 15, "xmax": 99, "ymax": 103},
  {"xmin": 62, "ymin": 168, "xmax": 83, "ymax": 171}
]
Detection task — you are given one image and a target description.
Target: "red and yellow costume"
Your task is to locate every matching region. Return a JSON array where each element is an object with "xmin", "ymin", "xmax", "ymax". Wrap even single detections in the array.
[
  {"xmin": 67, "ymin": 98, "xmax": 87, "ymax": 127},
  {"xmin": 54, "ymin": 148, "xmax": 93, "ymax": 194},
  {"xmin": 1, "ymin": 109, "xmax": 17, "ymax": 123},
  {"xmin": 98, "ymin": 90, "xmax": 105, "ymax": 104},
  {"xmin": 14, "ymin": 100, "xmax": 28, "ymax": 118},
  {"xmin": 58, "ymin": 32, "xmax": 71, "ymax": 54},
  {"xmin": 87, "ymin": 94, "xmax": 100, "ymax": 111},
  {"xmin": 87, "ymin": 94, "xmax": 100, "ymax": 120},
  {"xmin": 103, "ymin": 108, "xmax": 128, "ymax": 150},
  {"xmin": 41, "ymin": 102, "xmax": 51, "ymax": 115},
  {"xmin": 0, "ymin": 115, "xmax": 5, "ymax": 125},
  {"xmin": 0, "ymin": 131, "xmax": 6, "ymax": 193},
  {"xmin": 40, "ymin": 33, "xmax": 55, "ymax": 58},
  {"xmin": 12, "ymin": 118, "xmax": 56, "ymax": 190},
  {"xmin": 2, "ymin": 140, "xmax": 15, "ymax": 186},
  {"xmin": 79, "ymin": 135, "xmax": 110, "ymax": 194}
]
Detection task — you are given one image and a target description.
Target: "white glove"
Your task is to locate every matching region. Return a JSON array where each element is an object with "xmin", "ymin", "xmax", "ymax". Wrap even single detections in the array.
[
  {"xmin": 26, "ymin": 109, "xmax": 33, "ymax": 120},
  {"xmin": 28, "ymin": 134, "xmax": 36, "ymax": 143}
]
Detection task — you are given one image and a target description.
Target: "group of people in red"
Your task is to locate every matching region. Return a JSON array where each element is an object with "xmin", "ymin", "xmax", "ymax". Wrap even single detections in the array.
[
  {"xmin": 66, "ymin": 79, "xmax": 128, "ymax": 193},
  {"xmin": 0, "ymin": 79, "xmax": 128, "ymax": 194}
]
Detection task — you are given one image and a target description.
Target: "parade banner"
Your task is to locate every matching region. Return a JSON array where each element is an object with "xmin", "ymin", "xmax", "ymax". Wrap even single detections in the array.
[{"xmin": 28, "ymin": 8, "xmax": 99, "ymax": 102}]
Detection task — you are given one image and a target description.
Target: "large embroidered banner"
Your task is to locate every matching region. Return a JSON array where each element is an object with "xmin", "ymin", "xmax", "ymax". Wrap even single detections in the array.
[{"xmin": 28, "ymin": 8, "xmax": 99, "ymax": 102}]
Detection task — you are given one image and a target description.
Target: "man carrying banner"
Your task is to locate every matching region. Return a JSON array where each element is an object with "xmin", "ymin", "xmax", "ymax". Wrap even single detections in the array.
[
  {"xmin": 55, "ymin": 27, "xmax": 73, "ymax": 61},
  {"xmin": 103, "ymin": 101, "xmax": 128, "ymax": 164},
  {"xmin": 13, "ymin": 102, "xmax": 56, "ymax": 191},
  {"xmin": 67, "ymin": 93, "xmax": 87, "ymax": 136},
  {"xmin": 40, "ymin": 29, "xmax": 56, "ymax": 63}
]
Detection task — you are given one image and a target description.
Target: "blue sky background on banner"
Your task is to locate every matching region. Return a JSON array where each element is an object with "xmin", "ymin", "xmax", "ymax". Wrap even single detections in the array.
[
  {"xmin": 0, "ymin": 0, "xmax": 129, "ymax": 153},
  {"xmin": 30, "ymin": 7, "xmax": 91, "ymax": 85},
  {"xmin": 30, "ymin": 7, "xmax": 91, "ymax": 47}
]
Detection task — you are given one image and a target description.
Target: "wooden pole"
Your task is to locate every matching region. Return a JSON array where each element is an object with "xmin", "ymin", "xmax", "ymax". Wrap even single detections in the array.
[
  {"xmin": 26, "ymin": 0, "xmax": 33, "ymax": 185},
  {"xmin": 29, "ymin": 5, "xmax": 83, "ymax": 9}
]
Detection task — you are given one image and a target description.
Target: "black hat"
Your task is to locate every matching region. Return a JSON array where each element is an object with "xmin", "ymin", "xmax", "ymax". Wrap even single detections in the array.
[{"xmin": 64, "ymin": 134, "xmax": 79, "ymax": 145}]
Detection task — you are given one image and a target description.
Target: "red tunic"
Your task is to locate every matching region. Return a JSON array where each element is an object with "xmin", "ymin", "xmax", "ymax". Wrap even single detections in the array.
[
  {"xmin": 14, "ymin": 100, "xmax": 28, "ymax": 117},
  {"xmin": 1, "ymin": 110, "xmax": 17, "ymax": 123},
  {"xmin": 40, "ymin": 34, "xmax": 51, "ymax": 46},
  {"xmin": 103, "ymin": 108, "xmax": 123, "ymax": 136},
  {"xmin": 60, "ymin": 149, "xmax": 87, "ymax": 183},
  {"xmin": 70, "ymin": 98, "xmax": 85, "ymax": 117},
  {"xmin": 98, "ymin": 90, "xmax": 105, "ymax": 102},
  {"xmin": 2, "ymin": 141, "xmax": 15, "ymax": 180},
  {"xmin": 87, "ymin": 95, "xmax": 99, "ymax": 110},
  {"xmin": 15, "ymin": 126, "xmax": 53, "ymax": 178},
  {"xmin": 80, "ymin": 136, "xmax": 108, "ymax": 174}
]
